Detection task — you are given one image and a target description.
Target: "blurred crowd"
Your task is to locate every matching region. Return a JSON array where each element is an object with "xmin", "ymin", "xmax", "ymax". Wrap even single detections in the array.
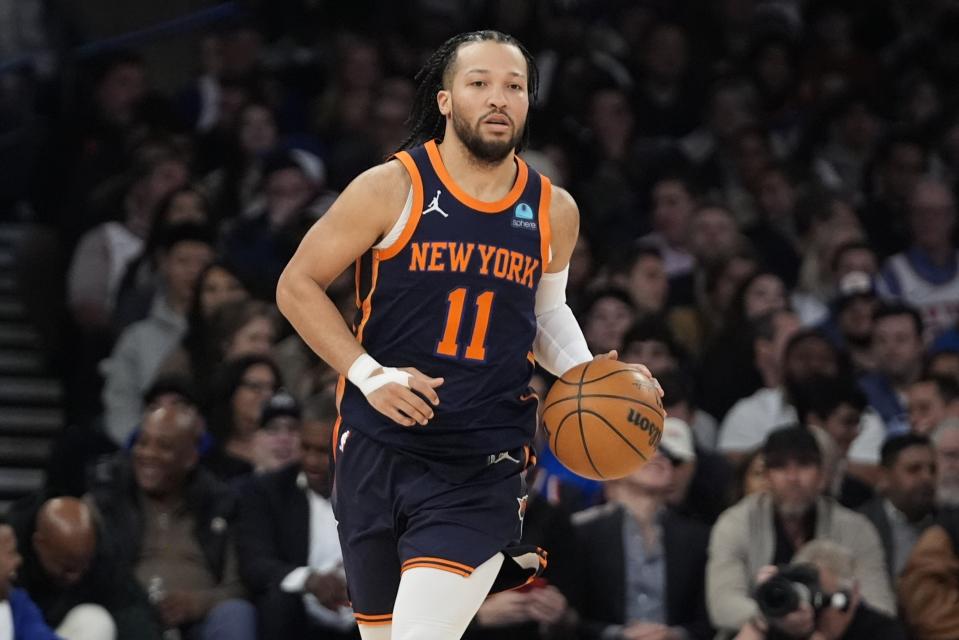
[{"xmin": 2, "ymin": 0, "xmax": 959, "ymax": 639}]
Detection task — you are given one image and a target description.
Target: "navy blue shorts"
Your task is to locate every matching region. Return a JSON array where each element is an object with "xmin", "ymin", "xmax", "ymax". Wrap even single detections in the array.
[{"xmin": 331, "ymin": 428, "xmax": 542, "ymax": 625}]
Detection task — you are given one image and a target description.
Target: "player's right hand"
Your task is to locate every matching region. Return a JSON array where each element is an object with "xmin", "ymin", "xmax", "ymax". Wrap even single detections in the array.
[{"xmin": 367, "ymin": 367, "xmax": 443, "ymax": 427}]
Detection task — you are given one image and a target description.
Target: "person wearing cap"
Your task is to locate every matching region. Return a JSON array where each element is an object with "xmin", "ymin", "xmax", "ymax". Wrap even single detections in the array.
[
  {"xmin": 816, "ymin": 270, "xmax": 879, "ymax": 374},
  {"xmin": 572, "ymin": 448, "xmax": 713, "ymax": 640},
  {"xmin": 252, "ymin": 390, "xmax": 303, "ymax": 474},
  {"xmin": 706, "ymin": 427, "xmax": 894, "ymax": 637}
]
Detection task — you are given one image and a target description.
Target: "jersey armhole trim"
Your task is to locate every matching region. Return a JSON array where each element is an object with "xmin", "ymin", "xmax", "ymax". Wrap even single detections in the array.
[
  {"xmin": 538, "ymin": 174, "xmax": 553, "ymax": 274},
  {"xmin": 373, "ymin": 186, "xmax": 413, "ymax": 251},
  {"xmin": 378, "ymin": 152, "xmax": 424, "ymax": 261}
]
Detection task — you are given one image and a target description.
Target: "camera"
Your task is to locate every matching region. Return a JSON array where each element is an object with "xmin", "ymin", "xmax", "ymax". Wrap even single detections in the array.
[{"xmin": 754, "ymin": 563, "xmax": 851, "ymax": 619}]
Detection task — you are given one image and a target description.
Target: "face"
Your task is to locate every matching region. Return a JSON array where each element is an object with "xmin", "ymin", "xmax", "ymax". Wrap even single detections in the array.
[
  {"xmin": 301, "ymin": 421, "xmax": 333, "ymax": 496},
  {"xmin": 910, "ymin": 182, "xmax": 957, "ymax": 250},
  {"xmin": 652, "ymin": 180, "xmax": 695, "ymax": 245},
  {"xmin": 625, "ymin": 255, "xmax": 668, "ymax": 312},
  {"xmin": 441, "ymin": 41, "xmax": 529, "ymax": 164},
  {"xmin": 667, "ymin": 459, "xmax": 695, "ymax": 505},
  {"xmin": 232, "ymin": 364, "xmax": 278, "ymax": 430},
  {"xmin": 744, "ymin": 275, "xmax": 787, "ymax": 319},
  {"xmin": 622, "ymin": 340, "xmax": 676, "ymax": 376},
  {"xmin": 908, "ymin": 382, "xmax": 947, "ymax": 436},
  {"xmin": 734, "ymin": 133, "xmax": 770, "ymax": 187},
  {"xmin": 785, "ymin": 336, "xmax": 839, "ymax": 384},
  {"xmin": 758, "ymin": 170, "xmax": 796, "ymax": 220},
  {"xmin": 644, "ymin": 25, "xmax": 687, "ymax": 82},
  {"xmin": 199, "ymin": 267, "xmax": 247, "ymax": 318},
  {"xmin": 882, "ymin": 143, "xmax": 925, "ymax": 200},
  {"xmin": 259, "ymin": 416, "xmax": 302, "ymax": 467},
  {"xmin": 166, "ymin": 191, "xmax": 207, "ymax": 225},
  {"xmin": 162, "ymin": 241, "xmax": 214, "ymax": 305},
  {"xmin": 766, "ymin": 460, "xmax": 822, "ymax": 517},
  {"xmin": 584, "ymin": 297, "xmax": 635, "ymax": 353},
  {"xmin": 34, "ymin": 534, "xmax": 94, "ymax": 588},
  {"xmin": 714, "ymin": 257, "xmax": 757, "ymax": 312},
  {"xmin": 132, "ymin": 409, "xmax": 199, "ymax": 497},
  {"xmin": 885, "ymin": 445, "xmax": 936, "ymax": 519},
  {"xmin": 620, "ymin": 452, "xmax": 674, "ymax": 495},
  {"xmin": 96, "ymin": 63, "xmax": 146, "ymax": 123},
  {"xmin": 225, "ymin": 316, "xmax": 274, "ymax": 360},
  {"xmin": 873, "ymin": 315, "xmax": 923, "ymax": 383},
  {"xmin": 690, "ymin": 207, "xmax": 739, "ymax": 263},
  {"xmin": 936, "ymin": 428, "xmax": 959, "ymax": 506},
  {"xmin": 930, "ymin": 353, "xmax": 959, "ymax": 382},
  {"xmin": 146, "ymin": 160, "xmax": 189, "ymax": 206},
  {"xmin": 840, "ymin": 102, "xmax": 880, "ymax": 150},
  {"xmin": 0, "ymin": 527, "xmax": 20, "ymax": 600},
  {"xmin": 817, "ymin": 403, "xmax": 862, "ymax": 455},
  {"xmin": 589, "ymin": 89, "xmax": 634, "ymax": 146},
  {"xmin": 239, "ymin": 105, "xmax": 278, "ymax": 155},
  {"xmin": 834, "ymin": 248, "xmax": 878, "ymax": 281},
  {"xmin": 266, "ymin": 168, "xmax": 314, "ymax": 227},
  {"xmin": 838, "ymin": 297, "xmax": 877, "ymax": 343}
]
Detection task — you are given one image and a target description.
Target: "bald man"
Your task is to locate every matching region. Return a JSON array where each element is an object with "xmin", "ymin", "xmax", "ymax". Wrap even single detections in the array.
[
  {"xmin": 9, "ymin": 496, "xmax": 159, "ymax": 640},
  {"xmin": 86, "ymin": 406, "xmax": 256, "ymax": 640}
]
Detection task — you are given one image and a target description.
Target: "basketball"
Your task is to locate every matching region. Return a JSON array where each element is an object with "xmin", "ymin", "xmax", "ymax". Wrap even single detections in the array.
[{"xmin": 541, "ymin": 359, "xmax": 665, "ymax": 480}]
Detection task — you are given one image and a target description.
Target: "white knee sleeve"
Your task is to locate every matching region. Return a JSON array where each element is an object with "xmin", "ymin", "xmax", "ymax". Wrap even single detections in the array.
[
  {"xmin": 56, "ymin": 604, "xmax": 117, "ymax": 640},
  {"xmin": 392, "ymin": 553, "xmax": 504, "ymax": 640},
  {"xmin": 359, "ymin": 624, "xmax": 393, "ymax": 640}
]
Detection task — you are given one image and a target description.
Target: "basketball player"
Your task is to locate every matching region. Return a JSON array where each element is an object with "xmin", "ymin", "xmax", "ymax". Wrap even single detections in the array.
[{"xmin": 277, "ymin": 30, "xmax": 658, "ymax": 640}]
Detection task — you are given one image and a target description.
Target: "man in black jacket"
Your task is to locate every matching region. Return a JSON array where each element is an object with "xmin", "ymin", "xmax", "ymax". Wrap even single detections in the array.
[
  {"xmin": 9, "ymin": 496, "xmax": 159, "ymax": 640},
  {"xmin": 236, "ymin": 414, "xmax": 356, "ymax": 639},
  {"xmin": 86, "ymin": 406, "xmax": 255, "ymax": 640},
  {"xmin": 572, "ymin": 451, "xmax": 713, "ymax": 640}
]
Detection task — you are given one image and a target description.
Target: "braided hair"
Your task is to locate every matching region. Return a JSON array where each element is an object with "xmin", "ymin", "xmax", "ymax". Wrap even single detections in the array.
[{"xmin": 398, "ymin": 30, "xmax": 539, "ymax": 153}]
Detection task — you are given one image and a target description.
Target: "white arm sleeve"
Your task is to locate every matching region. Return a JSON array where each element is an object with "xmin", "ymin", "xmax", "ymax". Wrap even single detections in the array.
[{"xmin": 533, "ymin": 266, "xmax": 592, "ymax": 377}]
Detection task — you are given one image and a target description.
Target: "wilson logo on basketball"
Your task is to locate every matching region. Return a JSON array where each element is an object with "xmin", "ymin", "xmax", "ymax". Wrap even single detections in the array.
[{"xmin": 627, "ymin": 409, "xmax": 663, "ymax": 447}]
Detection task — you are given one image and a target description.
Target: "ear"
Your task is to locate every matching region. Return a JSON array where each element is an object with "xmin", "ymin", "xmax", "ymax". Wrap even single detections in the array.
[{"xmin": 437, "ymin": 89, "xmax": 452, "ymax": 117}]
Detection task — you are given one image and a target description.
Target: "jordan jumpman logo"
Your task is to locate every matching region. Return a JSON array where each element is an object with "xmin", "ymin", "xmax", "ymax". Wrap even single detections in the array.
[{"xmin": 422, "ymin": 190, "xmax": 448, "ymax": 217}]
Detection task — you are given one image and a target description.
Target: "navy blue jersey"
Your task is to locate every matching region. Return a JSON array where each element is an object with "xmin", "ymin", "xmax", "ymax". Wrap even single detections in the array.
[{"xmin": 336, "ymin": 140, "xmax": 552, "ymax": 461}]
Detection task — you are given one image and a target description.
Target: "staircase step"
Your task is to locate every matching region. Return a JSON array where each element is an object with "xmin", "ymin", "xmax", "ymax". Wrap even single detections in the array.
[
  {"xmin": 0, "ymin": 377, "xmax": 61, "ymax": 404},
  {"xmin": 0, "ymin": 468, "xmax": 44, "ymax": 497},
  {"xmin": 0, "ymin": 436, "xmax": 51, "ymax": 466},
  {"xmin": 0, "ymin": 351, "xmax": 44, "ymax": 374},
  {"xmin": 0, "ymin": 407, "xmax": 63, "ymax": 435},
  {"xmin": 0, "ymin": 323, "xmax": 40, "ymax": 348}
]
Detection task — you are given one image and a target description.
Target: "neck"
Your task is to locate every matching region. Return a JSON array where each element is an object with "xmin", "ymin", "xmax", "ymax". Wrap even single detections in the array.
[
  {"xmin": 759, "ymin": 365, "xmax": 780, "ymax": 389},
  {"xmin": 612, "ymin": 487, "xmax": 662, "ymax": 525},
  {"xmin": 436, "ymin": 136, "xmax": 517, "ymax": 201}
]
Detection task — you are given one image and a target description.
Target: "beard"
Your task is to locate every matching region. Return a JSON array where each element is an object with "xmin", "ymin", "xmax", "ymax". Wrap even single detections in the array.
[{"xmin": 451, "ymin": 107, "xmax": 524, "ymax": 165}]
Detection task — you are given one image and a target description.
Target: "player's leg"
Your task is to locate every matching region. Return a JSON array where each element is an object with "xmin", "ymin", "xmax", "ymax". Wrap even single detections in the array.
[
  {"xmin": 391, "ymin": 553, "xmax": 504, "ymax": 640},
  {"xmin": 358, "ymin": 622, "xmax": 393, "ymax": 640}
]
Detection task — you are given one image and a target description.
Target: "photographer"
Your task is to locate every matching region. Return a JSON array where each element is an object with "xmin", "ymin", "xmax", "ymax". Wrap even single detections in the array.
[{"xmin": 735, "ymin": 541, "xmax": 905, "ymax": 640}]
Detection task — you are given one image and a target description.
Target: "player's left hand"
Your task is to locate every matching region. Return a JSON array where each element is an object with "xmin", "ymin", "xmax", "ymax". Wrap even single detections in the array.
[{"xmin": 594, "ymin": 350, "xmax": 664, "ymax": 398}]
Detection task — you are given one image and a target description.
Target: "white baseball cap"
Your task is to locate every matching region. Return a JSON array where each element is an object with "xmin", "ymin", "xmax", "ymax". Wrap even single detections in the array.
[{"xmin": 659, "ymin": 417, "xmax": 696, "ymax": 462}]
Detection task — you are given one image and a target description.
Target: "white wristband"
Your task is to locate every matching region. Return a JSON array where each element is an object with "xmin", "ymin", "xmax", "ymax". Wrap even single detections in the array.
[{"xmin": 347, "ymin": 353, "xmax": 411, "ymax": 397}]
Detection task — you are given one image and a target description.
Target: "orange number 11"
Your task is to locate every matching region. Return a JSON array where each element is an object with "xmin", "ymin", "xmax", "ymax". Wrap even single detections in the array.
[{"xmin": 436, "ymin": 288, "xmax": 495, "ymax": 361}]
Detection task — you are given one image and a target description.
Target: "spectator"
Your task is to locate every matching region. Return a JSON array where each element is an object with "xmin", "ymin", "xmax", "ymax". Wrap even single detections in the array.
[
  {"xmin": 927, "ymin": 348, "xmax": 959, "ymax": 381},
  {"xmin": 734, "ymin": 540, "xmax": 906, "ymax": 640},
  {"xmin": 745, "ymin": 164, "xmax": 802, "ymax": 289},
  {"xmin": 9, "ymin": 496, "xmax": 156, "ymax": 640},
  {"xmin": 859, "ymin": 303, "xmax": 926, "ymax": 435},
  {"xmin": 728, "ymin": 450, "xmax": 769, "ymax": 506},
  {"xmin": 858, "ymin": 434, "xmax": 936, "ymax": 580},
  {"xmin": 0, "ymin": 522, "xmax": 60, "ymax": 639},
  {"xmin": 236, "ymin": 412, "xmax": 356, "ymax": 639},
  {"xmin": 86, "ymin": 406, "xmax": 255, "ymax": 640},
  {"xmin": 632, "ymin": 21, "xmax": 701, "ymax": 138},
  {"xmin": 205, "ymin": 355, "xmax": 283, "ymax": 480},
  {"xmin": 658, "ymin": 415, "xmax": 731, "ymax": 526},
  {"xmin": 817, "ymin": 271, "xmax": 879, "ymax": 373},
  {"xmin": 607, "ymin": 246, "xmax": 669, "ymax": 315},
  {"xmin": 573, "ymin": 451, "xmax": 712, "ymax": 640},
  {"xmin": 792, "ymin": 376, "xmax": 876, "ymax": 508},
  {"xmin": 640, "ymin": 171, "xmax": 698, "ymax": 281},
  {"xmin": 717, "ymin": 310, "xmax": 800, "ymax": 460},
  {"xmin": 101, "ymin": 223, "xmax": 215, "ymax": 444},
  {"xmin": 253, "ymin": 391, "xmax": 303, "ymax": 474},
  {"xmin": 156, "ymin": 262, "xmax": 251, "ymax": 388},
  {"xmin": 878, "ymin": 179, "xmax": 959, "ymax": 340},
  {"xmin": 898, "ymin": 508, "xmax": 959, "ymax": 639},
  {"xmin": 688, "ymin": 204, "xmax": 742, "ymax": 271},
  {"xmin": 907, "ymin": 374, "xmax": 959, "ymax": 436},
  {"xmin": 706, "ymin": 427, "xmax": 894, "ymax": 635},
  {"xmin": 933, "ymin": 419, "xmax": 959, "ymax": 507},
  {"xmin": 580, "ymin": 288, "xmax": 637, "ymax": 355}
]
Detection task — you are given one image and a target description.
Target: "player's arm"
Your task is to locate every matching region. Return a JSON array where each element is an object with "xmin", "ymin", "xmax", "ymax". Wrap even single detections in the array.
[
  {"xmin": 534, "ymin": 188, "xmax": 656, "ymax": 382},
  {"xmin": 276, "ymin": 161, "xmax": 441, "ymax": 427}
]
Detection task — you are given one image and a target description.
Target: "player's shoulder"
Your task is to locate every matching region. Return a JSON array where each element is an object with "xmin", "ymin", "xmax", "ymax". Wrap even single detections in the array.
[
  {"xmin": 548, "ymin": 185, "xmax": 578, "ymax": 224},
  {"xmin": 346, "ymin": 157, "xmax": 412, "ymax": 203}
]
